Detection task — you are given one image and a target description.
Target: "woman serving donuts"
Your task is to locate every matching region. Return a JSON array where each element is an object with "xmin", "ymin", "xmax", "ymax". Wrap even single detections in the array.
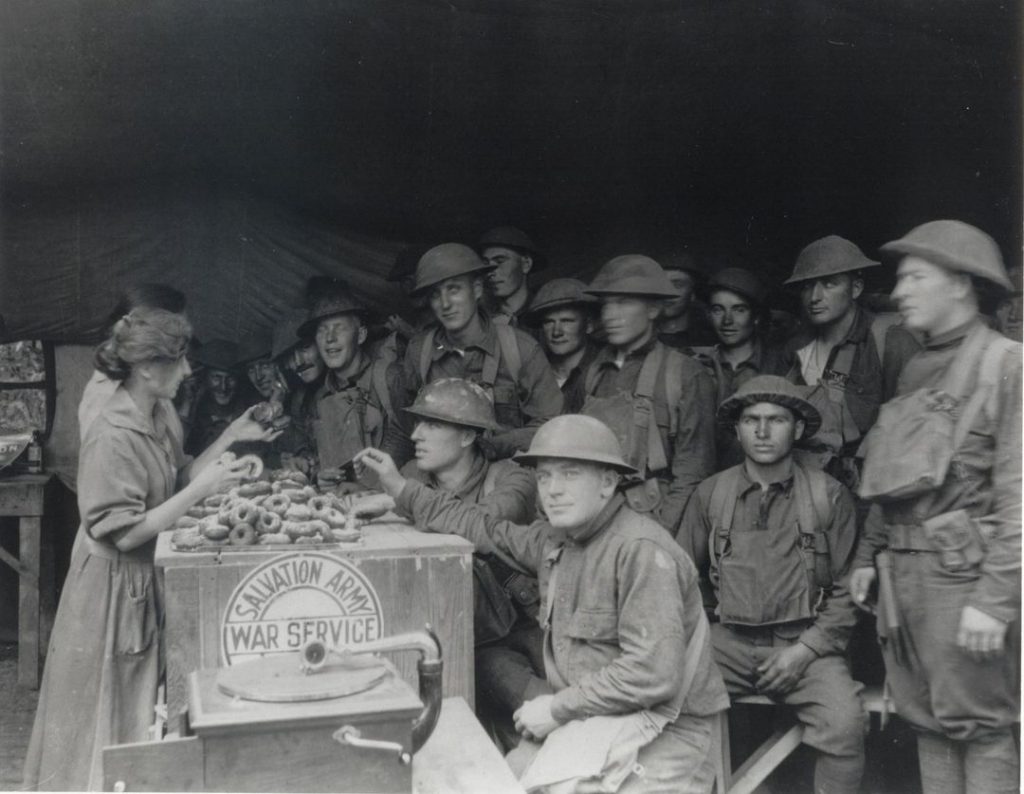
[{"xmin": 24, "ymin": 308, "xmax": 282, "ymax": 791}]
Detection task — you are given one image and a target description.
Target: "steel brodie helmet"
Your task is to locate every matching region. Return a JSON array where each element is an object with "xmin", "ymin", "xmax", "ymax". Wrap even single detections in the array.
[
  {"xmin": 513, "ymin": 414, "xmax": 639, "ymax": 475},
  {"xmin": 403, "ymin": 378, "xmax": 499, "ymax": 431},
  {"xmin": 412, "ymin": 243, "xmax": 496, "ymax": 296}
]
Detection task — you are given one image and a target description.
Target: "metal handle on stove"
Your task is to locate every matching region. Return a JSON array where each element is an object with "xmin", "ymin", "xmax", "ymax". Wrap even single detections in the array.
[{"xmin": 333, "ymin": 725, "xmax": 412, "ymax": 765}]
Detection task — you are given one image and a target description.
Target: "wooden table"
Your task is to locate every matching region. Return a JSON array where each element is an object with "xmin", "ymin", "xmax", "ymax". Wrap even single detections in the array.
[
  {"xmin": 0, "ymin": 473, "xmax": 52, "ymax": 687},
  {"xmin": 414, "ymin": 697, "xmax": 525, "ymax": 794}
]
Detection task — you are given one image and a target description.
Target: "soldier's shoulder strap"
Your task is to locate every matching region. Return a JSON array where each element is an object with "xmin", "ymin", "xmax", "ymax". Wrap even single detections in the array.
[
  {"xmin": 792, "ymin": 462, "xmax": 832, "ymax": 535},
  {"xmin": 493, "ymin": 322, "xmax": 523, "ymax": 383},
  {"xmin": 417, "ymin": 327, "xmax": 437, "ymax": 384},
  {"xmin": 707, "ymin": 466, "xmax": 743, "ymax": 539},
  {"xmin": 953, "ymin": 331, "xmax": 1019, "ymax": 451}
]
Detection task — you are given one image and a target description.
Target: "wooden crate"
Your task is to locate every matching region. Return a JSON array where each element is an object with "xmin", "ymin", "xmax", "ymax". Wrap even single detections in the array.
[{"xmin": 156, "ymin": 524, "xmax": 474, "ymax": 723}]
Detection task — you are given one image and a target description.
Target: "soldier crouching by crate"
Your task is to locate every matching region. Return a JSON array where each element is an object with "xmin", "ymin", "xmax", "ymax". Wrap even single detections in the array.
[
  {"xmin": 677, "ymin": 375, "xmax": 865, "ymax": 794},
  {"xmin": 355, "ymin": 415, "xmax": 728, "ymax": 793},
  {"xmin": 398, "ymin": 377, "xmax": 544, "ymax": 750},
  {"xmin": 851, "ymin": 221, "xmax": 1022, "ymax": 794}
]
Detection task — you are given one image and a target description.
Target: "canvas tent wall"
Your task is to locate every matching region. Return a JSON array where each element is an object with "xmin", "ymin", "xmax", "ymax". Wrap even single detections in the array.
[{"xmin": 0, "ymin": 0, "xmax": 1019, "ymax": 484}]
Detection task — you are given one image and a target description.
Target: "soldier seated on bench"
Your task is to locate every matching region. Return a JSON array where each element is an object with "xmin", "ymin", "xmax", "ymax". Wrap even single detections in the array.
[{"xmin": 678, "ymin": 375, "xmax": 865, "ymax": 794}]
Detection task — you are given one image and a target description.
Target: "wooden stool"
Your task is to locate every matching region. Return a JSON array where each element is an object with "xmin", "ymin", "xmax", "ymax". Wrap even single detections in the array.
[{"xmin": 714, "ymin": 683, "xmax": 893, "ymax": 794}]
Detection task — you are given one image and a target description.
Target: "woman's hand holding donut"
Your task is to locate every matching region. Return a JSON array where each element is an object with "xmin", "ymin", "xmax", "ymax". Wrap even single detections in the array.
[
  {"xmin": 193, "ymin": 455, "xmax": 252, "ymax": 499},
  {"xmin": 352, "ymin": 448, "xmax": 406, "ymax": 498},
  {"xmin": 226, "ymin": 406, "xmax": 285, "ymax": 445}
]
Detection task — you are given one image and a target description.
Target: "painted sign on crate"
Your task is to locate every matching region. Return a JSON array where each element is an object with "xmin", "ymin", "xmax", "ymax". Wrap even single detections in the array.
[{"xmin": 221, "ymin": 552, "xmax": 385, "ymax": 665}]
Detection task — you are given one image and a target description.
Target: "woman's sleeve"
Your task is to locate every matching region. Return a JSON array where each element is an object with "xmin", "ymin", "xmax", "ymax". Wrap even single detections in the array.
[{"xmin": 78, "ymin": 431, "xmax": 150, "ymax": 543}]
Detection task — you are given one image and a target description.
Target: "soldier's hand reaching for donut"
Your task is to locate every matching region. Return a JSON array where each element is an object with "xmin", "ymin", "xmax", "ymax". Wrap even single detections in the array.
[{"xmin": 353, "ymin": 448, "xmax": 406, "ymax": 498}]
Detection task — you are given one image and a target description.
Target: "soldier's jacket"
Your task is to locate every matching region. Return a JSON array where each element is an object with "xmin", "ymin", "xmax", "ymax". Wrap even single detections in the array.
[
  {"xmin": 853, "ymin": 318, "xmax": 1023, "ymax": 623},
  {"xmin": 395, "ymin": 482, "xmax": 729, "ymax": 724}
]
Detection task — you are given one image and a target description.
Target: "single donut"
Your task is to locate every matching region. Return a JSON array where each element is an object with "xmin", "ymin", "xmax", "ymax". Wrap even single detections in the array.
[
  {"xmin": 228, "ymin": 524, "xmax": 258, "ymax": 546},
  {"xmin": 329, "ymin": 527, "xmax": 362, "ymax": 543},
  {"xmin": 237, "ymin": 480, "xmax": 272, "ymax": 499},
  {"xmin": 306, "ymin": 519, "xmax": 330, "ymax": 538},
  {"xmin": 229, "ymin": 501, "xmax": 259, "ymax": 527},
  {"xmin": 201, "ymin": 523, "xmax": 230, "ymax": 541},
  {"xmin": 202, "ymin": 504, "xmax": 223, "ymax": 517},
  {"xmin": 186, "ymin": 506, "xmax": 206, "ymax": 520},
  {"xmin": 283, "ymin": 470, "xmax": 309, "ymax": 486},
  {"xmin": 285, "ymin": 504, "xmax": 313, "ymax": 522},
  {"xmin": 322, "ymin": 507, "xmax": 347, "ymax": 529},
  {"xmin": 257, "ymin": 510, "xmax": 283, "ymax": 534},
  {"xmin": 281, "ymin": 487, "xmax": 310, "ymax": 504},
  {"xmin": 171, "ymin": 528, "xmax": 205, "ymax": 550},
  {"xmin": 264, "ymin": 493, "xmax": 291, "ymax": 516},
  {"xmin": 308, "ymin": 496, "xmax": 332, "ymax": 519},
  {"xmin": 294, "ymin": 536, "xmax": 321, "ymax": 545},
  {"xmin": 175, "ymin": 515, "xmax": 200, "ymax": 529},
  {"xmin": 259, "ymin": 532, "xmax": 292, "ymax": 545},
  {"xmin": 236, "ymin": 454, "xmax": 265, "ymax": 481},
  {"xmin": 203, "ymin": 493, "xmax": 229, "ymax": 509},
  {"xmin": 283, "ymin": 520, "xmax": 316, "ymax": 540}
]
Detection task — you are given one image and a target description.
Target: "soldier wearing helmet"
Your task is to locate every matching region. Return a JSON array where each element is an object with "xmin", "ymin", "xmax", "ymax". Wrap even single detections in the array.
[
  {"xmin": 356, "ymin": 414, "xmax": 728, "ymax": 793},
  {"xmin": 299, "ymin": 283, "xmax": 394, "ymax": 486},
  {"xmin": 391, "ymin": 243, "xmax": 563, "ymax": 463},
  {"xmin": 850, "ymin": 221, "xmax": 1021, "ymax": 794},
  {"xmin": 521, "ymin": 278, "xmax": 599, "ymax": 413},
  {"xmin": 400, "ymin": 378, "xmax": 542, "ymax": 750},
  {"xmin": 479, "ymin": 226, "xmax": 544, "ymax": 328},
  {"xmin": 261, "ymin": 308, "xmax": 325, "ymax": 472},
  {"xmin": 698, "ymin": 267, "xmax": 792, "ymax": 469},
  {"xmin": 657, "ymin": 252, "xmax": 718, "ymax": 352},
  {"xmin": 185, "ymin": 339, "xmax": 261, "ymax": 455},
  {"xmin": 580, "ymin": 254, "xmax": 717, "ymax": 532},
  {"xmin": 678, "ymin": 375, "xmax": 865, "ymax": 794},
  {"xmin": 781, "ymin": 236, "xmax": 920, "ymax": 489}
]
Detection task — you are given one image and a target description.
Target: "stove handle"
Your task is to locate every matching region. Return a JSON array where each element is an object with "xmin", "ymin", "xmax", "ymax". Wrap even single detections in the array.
[{"xmin": 333, "ymin": 725, "xmax": 412, "ymax": 765}]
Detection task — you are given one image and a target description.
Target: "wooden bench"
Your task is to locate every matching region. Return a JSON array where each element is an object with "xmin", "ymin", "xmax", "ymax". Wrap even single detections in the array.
[{"xmin": 714, "ymin": 684, "xmax": 894, "ymax": 794}]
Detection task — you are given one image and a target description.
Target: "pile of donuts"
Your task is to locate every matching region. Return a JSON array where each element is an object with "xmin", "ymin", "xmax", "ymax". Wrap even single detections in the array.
[{"xmin": 169, "ymin": 453, "xmax": 362, "ymax": 551}]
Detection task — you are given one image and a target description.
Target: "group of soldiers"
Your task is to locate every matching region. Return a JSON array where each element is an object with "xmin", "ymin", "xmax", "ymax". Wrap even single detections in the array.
[{"xmin": 170, "ymin": 219, "xmax": 1019, "ymax": 794}]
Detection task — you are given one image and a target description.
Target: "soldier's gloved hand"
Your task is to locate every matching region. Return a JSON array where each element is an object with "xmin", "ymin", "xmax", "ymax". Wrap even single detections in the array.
[
  {"xmin": 849, "ymin": 566, "xmax": 877, "ymax": 613},
  {"xmin": 957, "ymin": 605, "xmax": 1008, "ymax": 661},
  {"xmin": 755, "ymin": 642, "xmax": 817, "ymax": 696}
]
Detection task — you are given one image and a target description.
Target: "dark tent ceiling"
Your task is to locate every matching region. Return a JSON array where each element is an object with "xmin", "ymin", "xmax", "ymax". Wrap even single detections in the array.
[{"xmin": 1, "ymin": 0, "xmax": 1020, "ymax": 342}]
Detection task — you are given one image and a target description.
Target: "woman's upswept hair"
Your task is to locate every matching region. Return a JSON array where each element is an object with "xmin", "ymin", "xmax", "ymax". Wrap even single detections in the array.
[{"xmin": 95, "ymin": 307, "xmax": 193, "ymax": 381}]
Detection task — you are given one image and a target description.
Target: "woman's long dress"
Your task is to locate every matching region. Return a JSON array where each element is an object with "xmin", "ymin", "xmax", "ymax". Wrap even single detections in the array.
[{"xmin": 24, "ymin": 387, "xmax": 188, "ymax": 790}]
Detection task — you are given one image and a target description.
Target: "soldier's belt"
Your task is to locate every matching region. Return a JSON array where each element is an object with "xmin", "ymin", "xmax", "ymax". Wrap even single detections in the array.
[{"xmin": 885, "ymin": 523, "xmax": 935, "ymax": 552}]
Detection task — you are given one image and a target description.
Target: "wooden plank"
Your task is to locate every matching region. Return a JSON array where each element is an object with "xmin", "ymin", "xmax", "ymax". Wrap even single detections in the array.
[
  {"xmin": 727, "ymin": 724, "xmax": 804, "ymax": 794},
  {"xmin": 414, "ymin": 697, "xmax": 524, "ymax": 794},
  {"xmin": 0, "ymin": 477, "xmax": 48, "ymax": 516},
  {"xmin": 18, "ymin": 516, "xmax": 40, "ymax": 688},
  {"xmin": 102, "ymin": 735, "xmax": 204, "ymax": 792}
]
